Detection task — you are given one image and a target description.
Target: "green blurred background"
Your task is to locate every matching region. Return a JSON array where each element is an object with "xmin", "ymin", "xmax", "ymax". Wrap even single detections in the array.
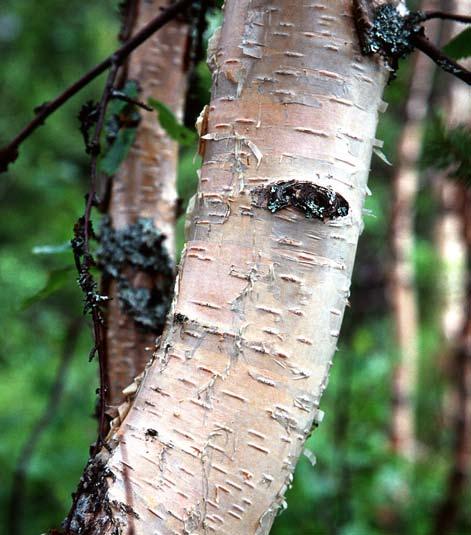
[{"xmin": 0, "ymin": 2, "xmax": 469, "ymax": 534}]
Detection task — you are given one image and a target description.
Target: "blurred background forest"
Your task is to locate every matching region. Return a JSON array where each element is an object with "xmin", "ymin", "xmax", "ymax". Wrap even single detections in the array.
[{"xmin": 0, "ymin": 1, "xmax": 469, "ymax": 534}]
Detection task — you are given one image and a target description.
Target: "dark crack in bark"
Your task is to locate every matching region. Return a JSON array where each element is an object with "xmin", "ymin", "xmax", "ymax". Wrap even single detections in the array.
[{"xmin": 252, "ymin": 181, "xmax": 349, "ymax": 221}]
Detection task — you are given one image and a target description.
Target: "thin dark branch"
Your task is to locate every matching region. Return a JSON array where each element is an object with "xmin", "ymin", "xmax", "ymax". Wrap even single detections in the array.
[
  {"xmin": 7, "ymin": 319, "xmax": 82, "ymax": 535},
  {"xmin": 111, "ymin": 90, "xmax": 153, "ymax": 111},
  {"xmin": 86, "ymin": 59, "xmax": 121, "ymax": 448},
  {"xmin": 0, "ymin": 0, "xmax": 192, "ymax": 174},
  {"xmin": 419, "ymin": 10, "xmax": 471, "ymax": 24},
  {"xmin": 63, "ymin": 59, "xmax": 120, "ymax": 535},
  {"xmin": 411, "ymin": 33, "xmax": 471, "ymax": 85},
  {"xmin": 119, "ymin": 0, "xmax": 140, "ymax": 43},
  {"xmin": 117, "ymin": 0, "xmax": 140, "ymax": 87}
]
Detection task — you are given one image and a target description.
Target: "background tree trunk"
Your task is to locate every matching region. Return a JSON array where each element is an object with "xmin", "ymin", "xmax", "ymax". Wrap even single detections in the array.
[
  {"xmin": 434, "ymin": 0, "xmax": 469, "ymax": 394},
  {"xmin": 68, "ymin": 1, "xmax": 389, "ymax": 533},
  {"xmin": 104, "ymin": 0, "xmax": 189, "ymax": 408},
  {"xmin": 434, "ymin": 187, "xmax": 471, "ymax": 535},
  {"xmin": 389, "ymin": 0, "xmax": 441, "ymax": 460},
  {"xmin": 433, "ymin": 2, "xmax": 471, "ymax": 531}
]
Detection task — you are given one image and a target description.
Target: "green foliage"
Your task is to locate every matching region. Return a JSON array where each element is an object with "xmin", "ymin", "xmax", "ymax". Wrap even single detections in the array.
[
  {"xmin": 99, "ymin": 80, "xmax": 140, "ymax": 175},
  {"xmin": 99, "ymin": 126, "xmax": 137, "ymax": 175},
  {"xmin": 0, "ymin": 1, "xmax": 117, "ymax": 532},
  {"xmin": 422, "ymin": 115, "xmax": 471, "ymax": 184},
  {"xmin": 148, "ymin": 97, "xmax": 197, "ymax": 146},
  {"xmin": 20, "ymin": 266, "xmax": 75, "ymax": 311},
  {"xmin": 443, "ymin": 27, "xmax": 471, "ymax": 60}
]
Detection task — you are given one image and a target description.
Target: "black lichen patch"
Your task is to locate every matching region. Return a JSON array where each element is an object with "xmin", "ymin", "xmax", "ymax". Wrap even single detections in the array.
[
  {"xmin": 97, "ymin": 217, "xmax": 174, "ymax": 333},
  {"xmin": 60, "ymin": 454, "xmax": 118, "ymax": 535},
  {"xmin": 174, "ymin": 312, "xmax": 189, "ymax": 324},
  {"xmin": 355, "ymin": 3, "xmax": 423, "ymax": 73},
  {"xmin": 145, "ymin": 428, "xmax": 158, "ymax": 439},
  {"xmin": 253, "ymin": 181, "xmax": 349, "ymax": 222},
  {"xmin": 113, "ymin": 501, "xmax": 140, "ymax": 519}
]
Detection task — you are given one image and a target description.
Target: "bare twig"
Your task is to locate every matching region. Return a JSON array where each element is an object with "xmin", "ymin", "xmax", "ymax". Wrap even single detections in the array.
[
  {"xmin": 0, "ymin": 0, "xmax": 192, "ymax": 174},
  {"xmin": 7, "ymin": 319, "xmax": 82, "ymax": 535},
  {"xmin": 117, "ymin": 0, "xmax": 140, "ymax": 87},
  {"xmin": 419, "ymin": 10, "xmax": 471, "ymax": 24},
  {"xmin": 110, "ymin": 89, "xmax": 153, "ymax": 111},
  {"xmin": 411, "ymin": 33, "xmax": 471, "ymax": 85}
]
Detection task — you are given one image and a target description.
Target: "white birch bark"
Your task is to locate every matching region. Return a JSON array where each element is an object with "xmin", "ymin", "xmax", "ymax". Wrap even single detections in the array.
[{"xmin": 70, "ymin": 1, "xmax": 390, "ymax": 533}]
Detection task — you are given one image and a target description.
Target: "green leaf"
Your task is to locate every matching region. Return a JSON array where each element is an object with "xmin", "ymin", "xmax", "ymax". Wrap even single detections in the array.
[
  {"xmin": 20, "ymin": 266, "xmax": 75, "ymax": 310},
  {"xmin": 422, "ymin": 115, "xmax": 471, "ymax": 185},
  {"xmin": 443, "ymin": 27, "xmax": 471, "ymax": 60},
  {"xmin": 99, "ymin": 127, "xmax": 137, "ymax": 176},
  {"xmin": 147, "ymin": 98, "xmax": 197, "ymax": 146}
]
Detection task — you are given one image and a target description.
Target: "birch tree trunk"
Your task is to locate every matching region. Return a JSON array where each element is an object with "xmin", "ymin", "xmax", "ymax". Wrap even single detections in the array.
[
  {"xmin": 103, "ymin": 0, "xmax": 189, "ymax": 407},
  {"xmin": 68, "ymin": 1, "xmax": 389, "ymax": 533},
  {"xmin": 389, "ymin": 0, "xmax": 440, "ymax": 460}
]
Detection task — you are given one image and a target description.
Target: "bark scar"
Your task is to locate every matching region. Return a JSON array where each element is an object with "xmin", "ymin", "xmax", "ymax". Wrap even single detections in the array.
[{"xmin": 252, "ymin": 180, "xmax": 349, "ymax": 221}]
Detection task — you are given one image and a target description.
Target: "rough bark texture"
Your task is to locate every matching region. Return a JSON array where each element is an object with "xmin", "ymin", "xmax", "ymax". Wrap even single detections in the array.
[
  {"xmin": 71, "ymin": 1, "xmax": 388, "ymax": 533},
  {"xmin": 104, "ymin": 0, "xmax": 189, "ymax": 407},
  {"xmin": 389, "ymin": 0, "xmax": 440, "ymax": 460}
]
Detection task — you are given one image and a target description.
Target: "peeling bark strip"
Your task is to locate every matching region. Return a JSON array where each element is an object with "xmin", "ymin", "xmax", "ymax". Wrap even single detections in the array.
[
  {"xmin": 72, "ymin": 1, "xmax": 389, "ymax": 533},
  {"xmin": 104, "ymin": 0, "xmax": 189, "ymax": 407}
]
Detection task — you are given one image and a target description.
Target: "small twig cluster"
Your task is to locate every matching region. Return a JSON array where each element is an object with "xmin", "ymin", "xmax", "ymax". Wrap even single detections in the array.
[{"xmin": 0, "ymin": 0, "xmax": 192, "ymax": 174}]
